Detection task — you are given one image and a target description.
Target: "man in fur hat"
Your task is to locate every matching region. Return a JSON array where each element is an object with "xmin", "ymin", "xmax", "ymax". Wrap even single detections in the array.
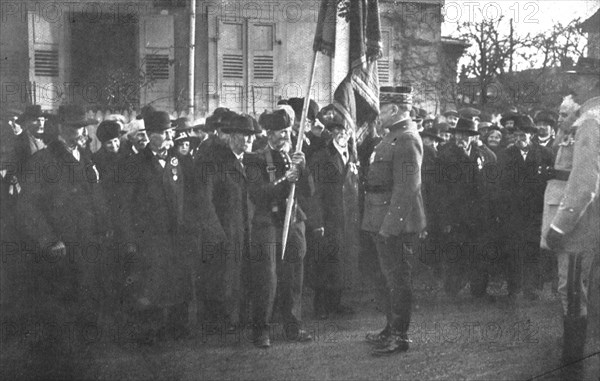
[{"xmin": 244, "ymin": 109, "xmax": 313, "ymax": 348}]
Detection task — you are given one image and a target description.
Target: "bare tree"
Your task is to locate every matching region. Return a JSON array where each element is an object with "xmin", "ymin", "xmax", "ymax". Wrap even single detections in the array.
[
  {"xmin": 457, "ymin": 16, "xmax": 531, "ymax": 107},
  {"xmin": 530, "ymin": 18, "xmax": 587, "ymax": 69}
]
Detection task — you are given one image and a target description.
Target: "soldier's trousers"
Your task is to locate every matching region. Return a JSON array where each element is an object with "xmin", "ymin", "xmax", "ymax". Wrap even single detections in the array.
[
  {"xmin": 249, "ymin": 221, "xmax": 306, "ymax": 332},
  {"xmin": 372, "ymin": 233, "xmax": 415, "ymax": 334},
  {"xmin": 557, "ymin": 249, "xmax": 599, "ymax": 317}
]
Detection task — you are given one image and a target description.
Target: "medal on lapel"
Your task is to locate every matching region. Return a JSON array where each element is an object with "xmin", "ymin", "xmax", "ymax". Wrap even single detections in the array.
[{"xmin": 170, "ymin": 157, "xmax": 179, "ymax": 181}]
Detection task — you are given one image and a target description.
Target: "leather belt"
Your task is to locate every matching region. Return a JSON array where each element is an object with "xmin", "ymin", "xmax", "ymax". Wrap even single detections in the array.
[{"xmin": 364, "ymin": 185, "xmax": 392, "ymax": 193}]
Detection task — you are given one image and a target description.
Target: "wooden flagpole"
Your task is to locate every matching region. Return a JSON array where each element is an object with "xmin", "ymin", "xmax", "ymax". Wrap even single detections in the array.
[{"xmin": 281, "ymin": 50, "xmax": 319, "ymax": 259}]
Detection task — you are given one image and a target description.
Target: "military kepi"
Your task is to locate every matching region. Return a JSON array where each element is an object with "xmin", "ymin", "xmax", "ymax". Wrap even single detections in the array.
[{"xmin": 380, "ymin": 86, "xmax": 413, "ymax": 105}]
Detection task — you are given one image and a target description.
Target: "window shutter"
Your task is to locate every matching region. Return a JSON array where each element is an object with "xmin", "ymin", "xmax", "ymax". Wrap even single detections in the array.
[
  {"xmin": 28, "ymin": 13, "xmax": 64, "ymax": 107},
  {"xmin": 217, "ymin": 19, "xmax": 246, "ymax": 113},
  {"xmin": 248, "ymin": 22, "xmax": 276, "ymax": 114},
  {"xmin": 378, "ymin": 28, "xmax": 393, "ymax": 86},
  {"xmin": 139, "ymin": 15, "xmax": 174, "ymax": 111}
]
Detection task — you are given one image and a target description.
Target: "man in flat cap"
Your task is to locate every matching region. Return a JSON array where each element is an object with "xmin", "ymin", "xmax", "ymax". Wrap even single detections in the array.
[
  {"xmin": 245, "ymin": 109, "xmax": 313, "ymax": 348},
  {"xmin": 438, "ymin": 118, "xmax": 497, "ymax": 301},
  {"xmin": 121, "ymin": 110, "xmax": 191, "ymax": 343},
  {"xmin": 197, "ymin": 114, "xmax": 257, "ymax": 333},
  {"xmin": 541, "ymin": 57, "xmax": 600, "ymax": 371},
  {"xmin": 497, "ymin": 115, "xmax": 554, "ymax": 303},
  {"xmin": 361, "ymin": 86, "xmax": 426, "ymax": 355},
  {"xmin": 17, "ymin": 105, "xmax": 109, "ymax": 373}
]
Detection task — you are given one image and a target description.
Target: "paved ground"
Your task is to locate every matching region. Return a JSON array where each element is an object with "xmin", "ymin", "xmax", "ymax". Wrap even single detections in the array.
[{"xmin": 2, "ymin": 277, "xmax": 599, "ymax": 380}]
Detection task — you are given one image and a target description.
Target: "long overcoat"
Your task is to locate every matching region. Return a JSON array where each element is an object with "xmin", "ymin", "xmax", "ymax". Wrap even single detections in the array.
[
  {"xmin": 17, "ymin": 140, "xmax": 109, "ymax": 315},
  {"xmin": 309, "ymin": 142, "xmax": 360, "ymax": 290},
  {"xmin": 196, "ymin": 144, "xmax": 253, "ymax": 323},
  {"xmin": 121, "ymin": 146, "xmax": 190, "ymax": 308}
]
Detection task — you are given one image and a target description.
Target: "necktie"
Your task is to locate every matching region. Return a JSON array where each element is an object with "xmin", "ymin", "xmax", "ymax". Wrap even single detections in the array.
[{"xmin": 342, "ymin": 151, "xmax": 348, "ymax": 165}]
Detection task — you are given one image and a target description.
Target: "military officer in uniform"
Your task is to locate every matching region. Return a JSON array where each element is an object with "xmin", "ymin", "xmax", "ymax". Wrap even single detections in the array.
[
  {"xmin": 542, "ymin": 57, "xmax": 600, "ymax": 369},
  {"xmin": 361, "ymin": 86, "xmax": 426, "ymax": 355}
]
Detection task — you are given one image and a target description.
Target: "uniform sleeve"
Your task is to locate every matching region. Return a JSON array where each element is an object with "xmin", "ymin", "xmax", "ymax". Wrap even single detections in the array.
[
  {"xmin": 380, "ymin": 134, "xmax": 423, "ymax": 236},
  {"xmin": 551, "ymin": 119, "xmax": 600, "ymax": 234}
]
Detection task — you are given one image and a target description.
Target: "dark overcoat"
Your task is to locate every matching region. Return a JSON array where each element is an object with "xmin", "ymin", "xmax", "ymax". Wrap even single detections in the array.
[
  {"xmin": 121, "ymin": 146, "xmax": 190, "ymax": 308},
  {"xmin": 438, "ymin": 143, "xmax": 497, "ymax": 234},
  {"xmin": 309, "ymin": 142, "xmax": 360, "ymax": 290},
  {"xmin": 17, "ymin": 140, "xmax": 109, "ymax": 314},
  {"xmin": 196, "ymin": 144, "xmax": 252, "ymax": 323},
  {"xmin": 498, "ymin": 144, "xmax": 554, "ymax": 241}
]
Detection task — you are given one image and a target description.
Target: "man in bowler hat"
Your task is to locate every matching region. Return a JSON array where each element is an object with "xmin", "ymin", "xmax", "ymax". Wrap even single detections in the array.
[{"xmin": 121, "ymin": 110, "xmax": 191, "ymax": 343}]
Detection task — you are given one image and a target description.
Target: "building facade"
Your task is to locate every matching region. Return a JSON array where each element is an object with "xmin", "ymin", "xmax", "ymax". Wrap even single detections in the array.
[{"xmin": 1, "ymin": 0, "xmax": 449, "ymax": 117}]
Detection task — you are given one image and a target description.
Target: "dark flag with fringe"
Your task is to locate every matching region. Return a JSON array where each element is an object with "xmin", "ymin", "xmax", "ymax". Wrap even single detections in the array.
[{"xmin": 313, "ymin": 0, "xmax": 383, "ymax": 131}]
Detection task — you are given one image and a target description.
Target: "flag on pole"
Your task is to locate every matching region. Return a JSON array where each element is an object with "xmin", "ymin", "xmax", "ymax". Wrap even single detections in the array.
[{"xmin": 313, "ymin": 0, "xmax": 383, "ymax": 130}]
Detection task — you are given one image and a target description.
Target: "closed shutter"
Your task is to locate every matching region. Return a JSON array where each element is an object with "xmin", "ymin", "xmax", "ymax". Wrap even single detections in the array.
[
  {"xmin": 215, "ymin": 19, "xmax": 279, "ymax": 114},
  {"xmin": 378, "ymin": 28, "xmax": 393, "ymax": 85},
  {"xmin": 28, "ymin": 13, "xmax": 65, "ymax": 108},
  {"xmin": 248, "ymin": 22, "xmax": 276, "ymax": 115},
  {"xmin": 139, "ymin": 15, "xmax": 174, "ymax": 111},
  {"xmin": 218, "ymin": 19, "xmax": 246, "ymax": 113}
]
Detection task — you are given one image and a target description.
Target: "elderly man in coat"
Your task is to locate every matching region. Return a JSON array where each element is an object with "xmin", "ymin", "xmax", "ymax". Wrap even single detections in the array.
[
  {"xmin": 361, "ymin": 86, "xmax": 426, "ymax": 356},
  {"xmin": 542, "ymin": 57, "xmax": 600, "ymax": 368},
  {"xmin": 309, "ymin": 120, "xmax": 359, "ymax": 319},
  {"xmin": 245, "ymin": 109, "xmax": 313, "ymax": 348},
  {"xmin": 497, "ymin": 115, "xmax": 554, "ymax": 302},
  {"xmin": 121, "ymin": 110, "xmax": 191, "ymax": 343},
  {"xmin": 197, "ymin": 114, "xmax": 256, "ymax": 331},
  {"xmin": 438, "ymin": 117, "xmax": 497, "ymax": 300},
  {"xmin": 17, "ymin": 105, "xmax": 109, "ymax": 375}
]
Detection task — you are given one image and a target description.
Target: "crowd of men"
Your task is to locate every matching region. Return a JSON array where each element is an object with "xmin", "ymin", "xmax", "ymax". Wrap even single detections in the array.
[{"xmin": 0, "ymin": 57, "xmax": 598, "ymax": 373}]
